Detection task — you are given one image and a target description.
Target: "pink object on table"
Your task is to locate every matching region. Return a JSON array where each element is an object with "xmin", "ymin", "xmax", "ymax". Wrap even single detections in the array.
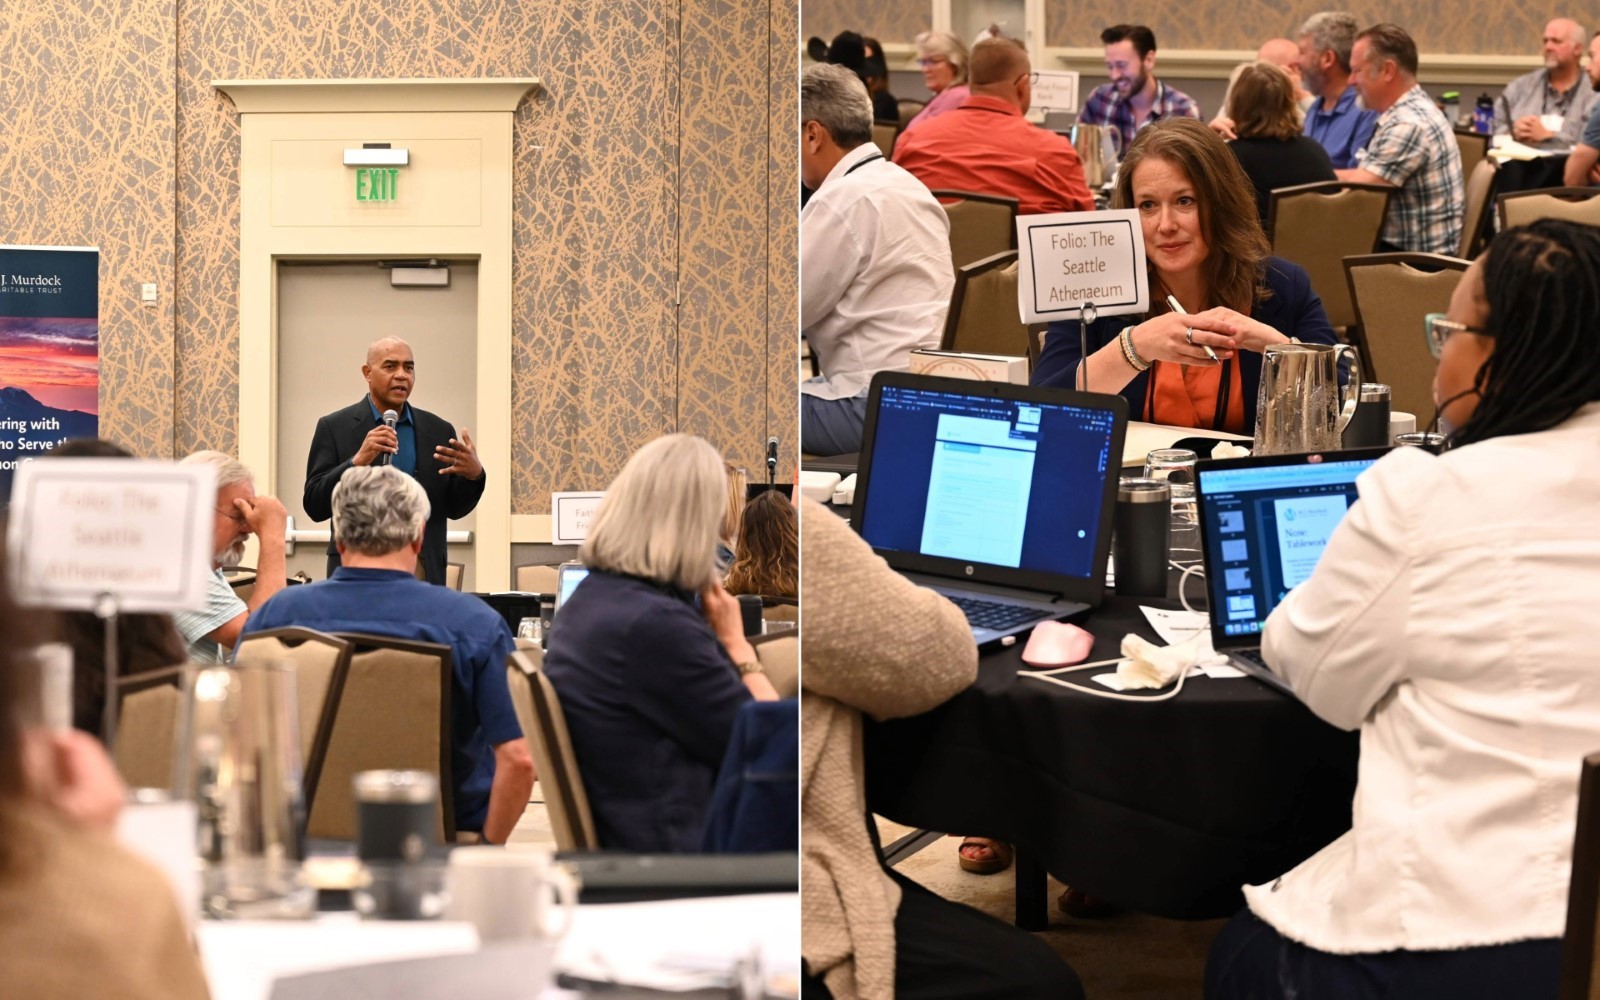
[{"xmin": 1021, "ymin": 621, "xmax": 1096, "ymax": 667}]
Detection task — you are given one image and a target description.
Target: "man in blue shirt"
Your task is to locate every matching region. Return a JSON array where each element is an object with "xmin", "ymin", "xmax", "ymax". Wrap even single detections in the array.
[
  {"xmin": 243, "ymin": 465, "xmax": 533, "ymax": 842},
  {"xmin": 1297, "ymin": 11, "xmax": 1378, "ymax": 169}
]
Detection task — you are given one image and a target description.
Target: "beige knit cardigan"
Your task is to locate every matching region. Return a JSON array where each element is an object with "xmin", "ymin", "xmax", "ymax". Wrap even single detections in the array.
[{"xmin": 800, "ymin": 500, "xmax": 977, "ymax": 999}]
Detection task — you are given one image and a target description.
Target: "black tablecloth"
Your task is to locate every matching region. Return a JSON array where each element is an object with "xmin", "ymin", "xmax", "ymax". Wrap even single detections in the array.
[{"xmin": 863, "ymin": 587, "xmax": 1359, "ymax": 922}]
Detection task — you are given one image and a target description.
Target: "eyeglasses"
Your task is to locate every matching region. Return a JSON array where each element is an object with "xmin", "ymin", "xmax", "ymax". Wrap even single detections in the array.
[
  {"xmin": 916, "ymin": 57, "xmax": 948, "ymax": 68},
  {"xmin": 215, "ymin": 506, "xmax": 248, "ymax": 527},
  {"xmin": 1423, "ymin": 313, "xmax": 1493, "ymax": 359}
]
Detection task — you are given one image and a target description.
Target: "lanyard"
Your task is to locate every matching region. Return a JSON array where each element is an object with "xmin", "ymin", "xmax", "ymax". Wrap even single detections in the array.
[{"xmin": 845, "ymin": 153, "xmax": 884, "ymax": 176}]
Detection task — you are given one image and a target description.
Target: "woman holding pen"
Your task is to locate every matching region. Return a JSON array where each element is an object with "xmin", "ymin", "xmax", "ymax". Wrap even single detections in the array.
[{"xmin": 1032, "ymin": 117, "xmax": 1337, "ymax": 433}]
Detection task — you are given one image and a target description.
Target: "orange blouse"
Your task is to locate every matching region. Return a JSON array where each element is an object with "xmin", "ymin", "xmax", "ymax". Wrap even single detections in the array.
[{"xmin": 1144, "ymin": 357, "xmax": 1247, "ymax": 433}]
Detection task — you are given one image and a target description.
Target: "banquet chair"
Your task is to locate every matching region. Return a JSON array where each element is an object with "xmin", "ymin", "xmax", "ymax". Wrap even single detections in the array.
[
  {"xmin": 1558, "ymin": 750, "xmax": 1600, "ymax": 1000},
  {"xmin": 233, "ymin": 627, "xmax": 352, "ymax": 811},
  {"xmin": 931, "ymin": 190, "xmax": 1019, "ymax": 274},
  {"xmin": 871, "ymin": 120, "xmax": 899, "ymax": 158},
  {"xmin": 316, "ymin": 634, "xmax": 455, "ymax": 842},
  {"xmin": 444, "ymin": 562, "xmax": 464, "ymax": 591},
  {"xmin": 1459, "ymin": 158, "xmax": 1499, "ymax": 259},
  {"xmin": 897, "ymin": 98, "xmax": 927, "ymax": 131},
  {"xmin": 1267, "ymin": 182, "xmax": 1392, "ymax": 330},
  {"xmin": 761, "ymin": 596, "xmax": 799, "ymax": 625},
  {"xmin": 515, "ymin": 563, "xmax": 560, "ymax": 594},
  {"xmin": 1453, "ymin": 128, "xmax": 1490, "ymax": 183},
  {"xmin": 1344, "ymin": 253, "xmax": 1471, "ymax": 424},
  {"xmin": 112, "ymin": 666, "xmax": 186, "ymax": 789},
  {"xmin": 507, "ymin": 651, "xmax": 596, "ymax": 851},
  {"xmin": 940, "ymin": 250, "xmax": 1029, "ymax": 359},
  {"xmin": 1496, "ymin": 187, "xmax": 1600, "ymax": 229},
  {"xmin": 751, "ymin": 632, "xmax": 798, "ymax": 699}
]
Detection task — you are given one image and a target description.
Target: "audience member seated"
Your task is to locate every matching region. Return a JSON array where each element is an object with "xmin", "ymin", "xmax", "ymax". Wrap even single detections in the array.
[
  {"xmin": 239, "ymin": 465, "xmax": 534, "ymax": 844},
  {"xmin": 893, "ymin": 38, "xmax": 1094, "ymax": 216},
  {"xmin": 172, "ymin": 450, "xmax": 288, "ymax": 663},
  {"xmin": 801, "ymin": 64, "xmax": 952, "ymax": 456},
  {"xmin": 720, "ymin": 461, "xmax": 748, "ymax": 574},
  {"xmin": 0, "ymin": 556, "xmax": 208, "ymax": 999},
  {"xmin": 1078, "ymin": 24, "xmax": 1200, "ymax": 157},
  {"xmin": 1294, "ymin": 12, "xmax": 1378, "ymax": 169},
  {"xmin": 808, "ymin": 31, "xmax": 897, "ymax": 121},
  {"xmin": 1033, "ymin": 117, "xmax": 1337, "ymax": 432},
  {"xmin": 1208, "ymin": 37, "xmax": 1315, "ymax": 138},
  {"xmin": 1225, "ymin": 62, "xmax": 1336, "ymax": 226},
  {"xmin": 798, "ymin": 499, "xmax": 1083, "ymax": 1000},
  {"xmin": 40, "ymin": 439, "xmax": 188, "ymax": 734},
  {"xmin": 725, "ymin": 489, "xmax": 798, "ymax": 599},
  {"xmin": 903, "ymin": 31, "xmax": 971, "ymax": 133},
  {"xmin": 1562, "ymin": 31, "xmax": 1600, "ymax": 186},
  {"xmin": 1206, "ymin": 218, "xmax": 1600, "ymax": 999},
  {"xmin": 1336, "ymin": 23, "xmax": 1463, "ymax": 254},
  {"xmin": 1495, "ymin": 18, "xmax": 1595, "ymax": 151},
  {"xmin": 542, "ymin": 435, "xmax": 778, "ymax": 853}
]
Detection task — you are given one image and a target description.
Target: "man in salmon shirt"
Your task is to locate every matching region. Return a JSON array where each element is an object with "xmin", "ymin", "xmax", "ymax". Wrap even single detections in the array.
[{"xmin": 893, "ymin": 37, "xmax": 1095, "ymax": 216}]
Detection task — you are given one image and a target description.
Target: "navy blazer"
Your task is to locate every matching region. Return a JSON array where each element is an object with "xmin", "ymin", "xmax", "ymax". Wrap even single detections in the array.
[
  {"xmin": 303, "ymin": 398, "xmax": 487, "ymax": 585},
  {"xmin": 542, "ymin": 569, "xmax": 753, "ymax": 853},
  {"xmin": 1033, "ymin": 257, "xmax": 1337, "ymax": 431}
]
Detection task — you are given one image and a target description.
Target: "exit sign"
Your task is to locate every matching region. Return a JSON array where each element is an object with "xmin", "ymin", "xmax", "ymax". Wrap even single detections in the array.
[{"xmin": 356, "ymin": 167, "xmax": 399, "ymax": 202}]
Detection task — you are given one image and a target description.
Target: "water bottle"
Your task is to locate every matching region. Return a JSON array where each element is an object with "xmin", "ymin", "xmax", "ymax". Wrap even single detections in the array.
[
  {"xmin": 1474, "ymin": 93, "xmax": 1493, "ymax": 135},
  {"xmin": 1440, "ymin": 91, "xmax": 1460, "ymax": 128}
]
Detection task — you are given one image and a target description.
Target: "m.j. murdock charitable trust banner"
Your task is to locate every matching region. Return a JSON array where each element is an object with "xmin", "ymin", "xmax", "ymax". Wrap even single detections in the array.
[{"xmin": 0, "ymin": 245, "xmax": 99, "ymax": 501}]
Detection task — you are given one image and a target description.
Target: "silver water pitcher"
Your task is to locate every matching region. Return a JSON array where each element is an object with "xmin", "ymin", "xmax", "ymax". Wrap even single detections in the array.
[
  {"xmin": 1253, "ymin": 342, "xmax": 1363, "ymax": 454},
  {"xmin": 1069, "ymin": 123, "xmax": 1121, "ymax": 189}
]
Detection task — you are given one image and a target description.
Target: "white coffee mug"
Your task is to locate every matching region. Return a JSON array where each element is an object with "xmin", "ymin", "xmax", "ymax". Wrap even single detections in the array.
[
  {"xmin": 1389, "ymin": 411, "xmax": 1417, "ymax": 441},
  {"xmin": 445, "ymin": 846, "xmax": 577, "ymax": 942}
]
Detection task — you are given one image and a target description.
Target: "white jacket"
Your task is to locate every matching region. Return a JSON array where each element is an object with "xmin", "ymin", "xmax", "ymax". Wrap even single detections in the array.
[{"xmin": 1248, "ymin": 403, "xmax": 1600, "ymax": 954}]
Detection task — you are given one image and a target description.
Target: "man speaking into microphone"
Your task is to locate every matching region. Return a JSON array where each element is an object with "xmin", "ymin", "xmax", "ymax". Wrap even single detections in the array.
[{"xmin": 304, "ymin": 337, "xmax": 485, "ymax": 585}]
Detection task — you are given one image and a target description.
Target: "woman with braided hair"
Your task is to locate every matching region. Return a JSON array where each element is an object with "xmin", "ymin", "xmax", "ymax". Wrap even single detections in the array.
[{"xmin": 1206, "ymin": 219, "xmax": 1600, "ymax": 998}]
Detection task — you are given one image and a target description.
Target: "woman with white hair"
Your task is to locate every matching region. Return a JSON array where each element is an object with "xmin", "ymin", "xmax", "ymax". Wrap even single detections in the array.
[
  {"xmin": 543, "ymin": 434, "xmax": 779, "ymax": 852},
  {"xmin": 904, "ymin": 31, "xmax": 970, "ymax": 132}
]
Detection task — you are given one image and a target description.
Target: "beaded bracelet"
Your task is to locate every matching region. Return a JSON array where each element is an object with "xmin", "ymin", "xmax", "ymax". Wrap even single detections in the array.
[{"xmin": 1118, "ymin": 326, "xmax": 1150, "ymax": 372}]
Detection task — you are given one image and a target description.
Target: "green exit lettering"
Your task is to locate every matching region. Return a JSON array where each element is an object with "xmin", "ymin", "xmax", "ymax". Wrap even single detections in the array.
[{"xmin": 355, "ymin": 168, "xmax": 399, "ymax": 202}]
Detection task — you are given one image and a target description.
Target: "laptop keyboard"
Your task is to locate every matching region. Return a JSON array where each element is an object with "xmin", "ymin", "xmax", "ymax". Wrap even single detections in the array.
[
  {"xmin": 947, "ymin": 595, "xmax": 1054, "ymax": 632},
  {"xmin": 1233, "ymin": 648, "xmax": 1269, "ymax": 670}
]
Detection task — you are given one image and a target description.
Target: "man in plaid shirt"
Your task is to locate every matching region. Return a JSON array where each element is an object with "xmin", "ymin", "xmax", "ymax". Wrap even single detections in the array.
[
  {"xmin": 1077, "ymin": 24, "xmax": 1200, "ymax": 157},
  {"xmin": 1336, "ymin": 23, "xmax": 1463, "ymax": 254}
]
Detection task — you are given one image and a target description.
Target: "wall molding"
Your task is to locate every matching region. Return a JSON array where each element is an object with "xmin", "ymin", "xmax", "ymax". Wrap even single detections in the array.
[{"xmin": 214, "ymin": 78, "xmax": 541, "ymax": 114}]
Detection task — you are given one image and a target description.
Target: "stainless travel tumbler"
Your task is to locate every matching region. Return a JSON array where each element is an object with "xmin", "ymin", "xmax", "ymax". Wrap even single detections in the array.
[{"xmin": 1114, "ymin": 478, "xmax": 1171, "ymax": 597}]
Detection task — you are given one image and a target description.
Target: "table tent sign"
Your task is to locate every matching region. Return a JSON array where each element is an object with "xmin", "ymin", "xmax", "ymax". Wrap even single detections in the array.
[
  {"xmin": 551, "ymin": 491, "xmax": 605, "ymax": 545},
  {"xmin": 1016, "ymin": 209, "xmax": 1148, "ymax": 325},
  {"xmin": 1029, "ymin": 71, "xmax": 1081, "ymax": 116},
  {"xmin": 0, "ymin": 244, "xmax": 100, "ymax": 502}
]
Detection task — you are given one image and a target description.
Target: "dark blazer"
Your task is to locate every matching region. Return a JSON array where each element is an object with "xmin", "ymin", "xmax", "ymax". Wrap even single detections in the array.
[
  {"xmin": 303, "ymin": 398, "xmax": 486, "ymax": 585},
  {"xmin": 1033, "ymin": 257, "xmax": 1338, "ymax": 431}
]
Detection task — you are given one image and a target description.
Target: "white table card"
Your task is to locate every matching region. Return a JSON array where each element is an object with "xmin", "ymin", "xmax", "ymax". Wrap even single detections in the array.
[
  {"xmin": 1016, "ymin": 209, "xmax": 1148, "ymax": 324},
  {"xmin": 1029, "ymin": 70, "xmax": 1080, "ymax": 114},
  {"xmin": 7, "ymin": 459, "xmax": 216, "ymax": 612},
  {"xmin": 550, "ymin": 491, "xmax": 605, "ymax": 545}
]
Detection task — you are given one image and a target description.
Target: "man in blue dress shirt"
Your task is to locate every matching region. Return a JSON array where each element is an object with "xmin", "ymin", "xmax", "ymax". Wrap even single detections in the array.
[{"xmin": 1297, "ymin": 12, "xmax": 1378, "ymax": 169}]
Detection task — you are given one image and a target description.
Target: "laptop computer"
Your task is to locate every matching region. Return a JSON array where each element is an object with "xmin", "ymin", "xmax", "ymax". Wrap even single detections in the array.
[
  {"xmin": 1195, "ymin": 447, "xmax": 1391, "ymax": 693},
  {"xmin": 554, "ymin": 561, "xmax": 589, "ymax": 616},
  {"xmin": 851, "ymin": 371, "xmax": 1128, "ymax": 644}
]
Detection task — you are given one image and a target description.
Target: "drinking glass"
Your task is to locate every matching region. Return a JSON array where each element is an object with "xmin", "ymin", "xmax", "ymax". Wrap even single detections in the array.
[{"xmin": 1144, "ymin": 448, "xmax": 1200, "ymax": 563}]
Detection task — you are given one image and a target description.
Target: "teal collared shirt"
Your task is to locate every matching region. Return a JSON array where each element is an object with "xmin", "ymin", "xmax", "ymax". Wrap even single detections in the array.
[{"xmin": 367, "ymin": 399, "xmax": 417, "ymax": 476}]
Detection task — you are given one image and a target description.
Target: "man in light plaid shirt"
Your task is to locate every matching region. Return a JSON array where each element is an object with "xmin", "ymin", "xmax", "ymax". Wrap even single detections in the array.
[
  {"xmin": 1077, "ymin": 24, "xmax": 1200, "ymax": 158},
  {"xmin": 1336, "ymin": 23, "xmax": 1463, "ymax": 254}
]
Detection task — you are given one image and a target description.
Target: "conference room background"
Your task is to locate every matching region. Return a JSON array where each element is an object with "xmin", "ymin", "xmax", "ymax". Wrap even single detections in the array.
[{"xmin": 0, "ymin": 0, "xmax": 797, "ymax": 521}]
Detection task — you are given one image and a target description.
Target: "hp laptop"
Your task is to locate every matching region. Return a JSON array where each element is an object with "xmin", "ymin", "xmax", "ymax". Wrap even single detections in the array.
[
  {"xmin": 553, "ymin": 561, "xmax": 589, "ymax": 616},
  {"xmin": 1195, "ymin": 448, "xmax": 1391, "ymax": 693},
  {"xmin": 851, "ymin": 371, "xmax": 1128, "ymax": 644}
]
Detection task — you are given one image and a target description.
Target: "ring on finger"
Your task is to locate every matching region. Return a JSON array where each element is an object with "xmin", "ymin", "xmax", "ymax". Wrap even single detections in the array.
[{"xmin": 1185, "ymin": 326, "xmax": 1195, "ymax": 346}]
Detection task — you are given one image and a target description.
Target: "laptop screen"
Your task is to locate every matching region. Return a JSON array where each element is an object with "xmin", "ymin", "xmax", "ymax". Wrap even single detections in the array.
[
  {"xmin": 1197, "ymin": 453, "xmax": 1383, "ymax": 642},
  {"xmin": 857, "ymin": 380, "xmax": 1120, "ymax": 582},
  {"xmin": 555, "ymin": 563, "xmax": 588, "ymax": 614}
]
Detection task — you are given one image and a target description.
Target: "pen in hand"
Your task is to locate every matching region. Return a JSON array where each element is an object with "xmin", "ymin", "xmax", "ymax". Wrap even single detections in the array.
[{"xmin": 1165, "ymin": 294, "xmax": 1220, "ymax": 363}]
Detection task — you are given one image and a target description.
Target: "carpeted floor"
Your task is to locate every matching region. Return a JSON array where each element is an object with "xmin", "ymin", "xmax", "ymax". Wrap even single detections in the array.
[{"xmin": 879, "ymin": 819, "xmax": 1227, "ymax": 999}]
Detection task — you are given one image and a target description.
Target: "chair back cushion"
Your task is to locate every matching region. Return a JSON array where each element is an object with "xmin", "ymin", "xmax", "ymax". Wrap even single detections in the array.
[
  {"xmin": 1270, "ymin": 184, "xmax": 1390, "ymax": 328},
  {"xmin": 871, "ymin": 121, "xmax": 898, "ymax": 158},
  {"xmin": 514, "ymin": 564, "xmax": 559, "ymax": 594},
  {"xmin": 1347, "ymin": 256, "xmax": 1467, "ymax": 421},
  {"xmin": 942, "ymin": 252, "xmax": 1028, "ymax": 357},
  {"xmin": 936, "ymin": 193, "xmax": 1018, "ymax": 272},
  {"xmin": 1502, "ymin": 191, "xmax": 1600, "ymax": 229},
  {"xmin": 114, "ymin": 681, "xmax": 182, "ymax": 790},
  {"xmin": 1460, "ymin": 159, "xmax": 1497, "ymax": 258},
  {"xmin": 508, "ymin": 652, "xmax": 597, "ymax": 851},
  {"xmin": 754, "ymin": 634, "xmax": 798, "ymax": 699}
]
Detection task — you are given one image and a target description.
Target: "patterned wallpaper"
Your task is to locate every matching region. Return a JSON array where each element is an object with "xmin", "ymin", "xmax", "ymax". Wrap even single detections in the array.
[
  {"xmin": 0, "ymin": 0, "xmax": 178, "ymax": 460},
  {"xmin": 4, "ymin": 0, "xmax": 796, "ymax": 512},
  {"xmin": 804, "ymin": 0, "xmax": 929, "ymax": 50},
  {"xmin": 1046, "ymin": 3, "xmax": 1548, "ymax": 52}
]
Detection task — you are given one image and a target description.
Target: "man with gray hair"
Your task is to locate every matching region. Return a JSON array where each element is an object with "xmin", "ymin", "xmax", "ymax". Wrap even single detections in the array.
[
  {"xmin": 172, "ymin": 450, "xmax": 288, "ymax": 662},
  {"xmin": 1496, "ymin": 18, "xmax": 1595, "ymax": 150},
  {"xmin": 801, "ymin": 63, "xmax": 952, "ymax": 456},
  {"xmin": 240, "ymin": 465, "xmax": 534, "ymax": 844},
  {"xmin": 1296, "ymin": 12, "xmax": 1378, "ymax": 168}
]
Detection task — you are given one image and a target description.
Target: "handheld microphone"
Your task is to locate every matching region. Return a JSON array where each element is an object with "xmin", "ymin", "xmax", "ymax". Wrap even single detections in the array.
[
  {"xmin": 378, "ymin": 409, "xmax": 398, "ymax": 467},
  {"xmin": 766, "ymin": 436, "xmax": 779, "ymax": 485}
]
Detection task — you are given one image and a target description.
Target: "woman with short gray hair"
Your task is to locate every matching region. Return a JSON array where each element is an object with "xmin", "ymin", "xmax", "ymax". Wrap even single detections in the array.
[
  {"xmin": 905, "ymin": 31, "xmax": 971, "ymax": 132},
  {"xmin": 544, "ymin": 434, "xmax": 779, "ymax": 852}
]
